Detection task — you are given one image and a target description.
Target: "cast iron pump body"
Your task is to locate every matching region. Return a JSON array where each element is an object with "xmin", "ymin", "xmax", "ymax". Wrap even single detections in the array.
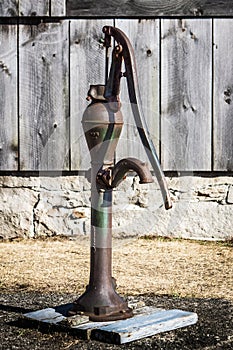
[{"xmin": 69, "ymin": 26, "xmax": 172, "ymax": 321}]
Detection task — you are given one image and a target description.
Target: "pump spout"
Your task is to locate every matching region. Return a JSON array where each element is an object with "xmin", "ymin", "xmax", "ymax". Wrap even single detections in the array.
[{"xmin": 111, "ymin": 157, "xmax": 153, "ymax": 188}]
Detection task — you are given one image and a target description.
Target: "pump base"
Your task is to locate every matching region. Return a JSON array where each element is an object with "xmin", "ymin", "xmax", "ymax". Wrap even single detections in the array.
[
  {"xmin": 71, "ymin": 307, "xmax": 133, "ymax": 322},
  {"xmin": 68, "ymin": 306, "xmax": 133, "ymax": 322},
  {"xmin": 68, "ymin": 297, "xmax": 133, "ymax": 321},
  {"xmin": 89, "ymin": 308, "xmax": 133, "ymax": 322}
]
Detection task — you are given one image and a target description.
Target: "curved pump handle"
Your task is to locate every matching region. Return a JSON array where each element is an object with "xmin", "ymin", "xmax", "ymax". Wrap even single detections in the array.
[{"xmin": 103, "ymin": 26, "xmax": 172, "ymax": 210}]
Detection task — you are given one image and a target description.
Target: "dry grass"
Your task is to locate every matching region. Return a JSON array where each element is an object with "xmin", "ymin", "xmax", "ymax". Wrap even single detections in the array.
[{"xmin": 0, "ymin": 237, "xmax": 232, "ymax": 301}]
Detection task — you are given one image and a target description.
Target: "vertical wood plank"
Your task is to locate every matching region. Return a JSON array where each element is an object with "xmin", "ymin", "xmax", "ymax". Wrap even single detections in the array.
[
  {"xmin": 115, "ymin": 19, "xmax": 160, "ymax": 165},
  {"xmin": 19, "ymin": 0, "xmax": 49, "ymax": 16},
  {"xmin": 0, "ymin": 1, "xmax": 18, "ymax": 16},
  {"xmin": 213, "ymin": 19, "xmax": 233, "ymax": 171},
  {"xmin": 0, "ymin": 25, "xmax": 18, "ymax": 170},
  {"xmin": 51, "ymin": 0, "xmax": 66, "ymax": 16},
  {"xmin": 19, "ymin": 21, "xmax": 69, "ymax": 171},
  {"xmin": 161, "ymin": 19, "xmax": 212, "ymax": 171},
  {"xmin": 70, "ymin": 19, "xmax": 113, "ymax": 170}
]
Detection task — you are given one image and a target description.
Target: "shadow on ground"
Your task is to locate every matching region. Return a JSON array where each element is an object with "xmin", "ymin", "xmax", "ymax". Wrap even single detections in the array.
[{"xmin": 0, "ymin": 291, "xmax": 232, "ymax": 349}]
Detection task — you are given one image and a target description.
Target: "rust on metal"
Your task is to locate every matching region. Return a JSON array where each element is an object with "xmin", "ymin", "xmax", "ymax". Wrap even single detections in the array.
[{"xmin": 69, "ymin": 26, "xmax": 172, "ymax": 322}]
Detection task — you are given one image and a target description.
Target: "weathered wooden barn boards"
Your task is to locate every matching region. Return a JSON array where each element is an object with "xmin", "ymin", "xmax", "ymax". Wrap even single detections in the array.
[
  {"xmin": 161, "ymin": 19, "xmax": 212, "ymax": 171},
  {"xmin": 214, "ymin": 19, "xmax": 233, "ymax": 171},
  {"xmin": 70, "ymin": 19, "xmax": 112, "ymax": 170},
  {"xmin": 0, "ymin": 1, "xmax": 232, "ymax": 172},
  {"xmin": 0, "ymin": 24, "xmax": 17, "ymax": 170},
  {"xmin": 19, "ymin": 21, "xmax": 69, "ymax": 171},
  {"xmin": 67, "ymin": 0, "xmax": 233, "ymax": 17}
]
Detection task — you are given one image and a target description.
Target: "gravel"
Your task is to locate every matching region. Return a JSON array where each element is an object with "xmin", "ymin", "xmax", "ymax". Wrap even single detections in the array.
[{"xmin": 0, "ymin": 291, "xmax": 232, "ymax": 349}]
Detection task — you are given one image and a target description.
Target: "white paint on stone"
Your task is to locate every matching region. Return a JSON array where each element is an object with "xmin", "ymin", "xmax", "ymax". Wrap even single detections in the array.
[
  {"xmin": 0, "ymin": 187, "xmax": 38, "ymax": 239},
  {"xmin": 0, "ymin": 175, "xmax": 232, "ymax": 240},
  {"xmin": 227, "ymin": 185, "xmax": 233, "ymax": 204}
]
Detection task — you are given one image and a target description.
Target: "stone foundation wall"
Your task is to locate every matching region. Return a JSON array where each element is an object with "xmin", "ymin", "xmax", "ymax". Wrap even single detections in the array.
[{"xmin": 0, "ymin": 175, "xmax": 232, "ymax": 240}]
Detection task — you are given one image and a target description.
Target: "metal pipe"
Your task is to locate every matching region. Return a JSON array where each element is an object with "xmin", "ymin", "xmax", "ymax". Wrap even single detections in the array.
[
  {"xmin": 68, "ymin": 89, "xmax": 133, "ymax": 321},
  {"xmin": 69, "ymin": 161, "xmax": 133, "ymax": 321}
]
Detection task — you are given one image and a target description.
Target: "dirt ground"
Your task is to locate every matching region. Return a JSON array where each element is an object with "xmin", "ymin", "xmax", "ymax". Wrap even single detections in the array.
[{"xmin": 0, "ymin": 236, "xmax": 233, "ymax": 349}]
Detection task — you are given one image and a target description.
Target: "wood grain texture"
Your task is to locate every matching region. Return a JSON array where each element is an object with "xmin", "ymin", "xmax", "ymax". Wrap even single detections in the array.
[
  {"xmin": 0, "ymin": 25, "xmax": 18, "ymax": 170},
  {"xmin": 1, "ymin": 0, "xmax": 233, "ymax": 18},
  {"xmin": 67, "ymin": 0, "xmax": 233, "ymax": 17},
  {"xmin": 23, "ymin": 305, "xmax": 197, "ymax": 345},
  {"xmin": 19, "ymin": 21, "xmax": 69, "ymax": 171},
  {"xmin": 19, "ymin": 0, "xmax": 49, "ymax": 16},
  {"xmin": 161, "ymin": 19, "xmax": 212, "ymax": 171},
  {"xmin": 115, "ymin": 19, "xmax": 160, "ymax": 166},
  {"xmin": 0, "ymin": 0, "xmax": 18, "ymax": 16},
  {"xmin": 50, "ymin": 0, "xmax": 66, "ymax": 16},
  {"xmin": 70, "ymin": 19, "xmax": 113, "ymax": 170},
  {"xmin": 93, "ymin": 308, "xmax": 198, "ymax": 344},
  {"xmin": 213, "ymin": 19, "xmax": 233, "ymax": 171}
]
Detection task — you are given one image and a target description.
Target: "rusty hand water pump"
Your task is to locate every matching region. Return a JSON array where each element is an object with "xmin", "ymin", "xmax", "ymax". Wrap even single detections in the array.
[{"xmin": 69, "ymin": 26, "xmax": 172, "ymax": 321}]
